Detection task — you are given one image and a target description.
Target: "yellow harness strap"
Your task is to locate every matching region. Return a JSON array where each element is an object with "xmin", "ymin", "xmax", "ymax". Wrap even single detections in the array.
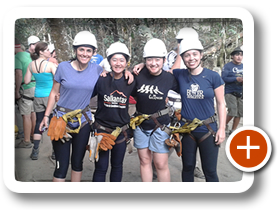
[
  {"xmin": 130, "ymin": 114, "xmax": 150, "ymax": 130},
  {"xmin": 61, "ymin": 109, "xmax": 83, "ymax": 133},
  {"xmin": 170, "ymin": 118, "xmax": 203, "ymax": 134}
]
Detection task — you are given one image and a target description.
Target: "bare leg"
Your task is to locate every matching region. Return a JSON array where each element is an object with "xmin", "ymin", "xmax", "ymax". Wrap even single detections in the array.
[
  {"xmin": 71, "ymin": 170, "xmax": 82, "ymax": 182},
  {"xmin": 31, "ymin": 112, "xmax": 36, "ymax": 137},
  {"xmin": 153, "ymin": 152, "xmax": 170, "ymax": 182},
  {"xmin": 226, "ymin": 115, "xmax": 233, "ymax": 125},
  {"xmin": 137, "ymin": 148, "xmax": 153, "ymax": 182},
  {"xmin": 22, "ymin": 114, "xmax": 32, "ymax": 143},
  {"xmin": 53, "ymin": 177, "xmax": 65, "ymax": 182},
  {"xmin": 232, "ymin": 117, "xmax": 241, "ymax": 131}
]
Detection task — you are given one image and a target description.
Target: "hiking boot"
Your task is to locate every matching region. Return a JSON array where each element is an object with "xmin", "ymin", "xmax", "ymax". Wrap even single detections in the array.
[
  {"xmin": 15, "ymin": 140, "xmax": 32, "ymax": 148},
  {"xmin": 194, "ymin": 167, "xmax": 205, "ymax": 179},
  {"xmin": 30, "ymin": 148, "xmax": 39, "ymax": 160}
]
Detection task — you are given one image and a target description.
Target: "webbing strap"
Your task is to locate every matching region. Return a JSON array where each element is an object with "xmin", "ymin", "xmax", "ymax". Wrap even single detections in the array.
[
  {"xmin": 56, "ymin": 105, "xmax": 92, "ymax": 127},
  {"xmin": 93, "ymin": 121, "xmax": 130, "ymax": 144},
  {"xmin": 182, "ymin": 115, "xmax": 217, "ymax": 143}
]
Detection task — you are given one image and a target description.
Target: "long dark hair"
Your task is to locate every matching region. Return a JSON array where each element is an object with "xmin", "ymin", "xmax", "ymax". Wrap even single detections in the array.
[{"xmin": 30, "ymin": 42, "xmax": 48, "ymax": 60}]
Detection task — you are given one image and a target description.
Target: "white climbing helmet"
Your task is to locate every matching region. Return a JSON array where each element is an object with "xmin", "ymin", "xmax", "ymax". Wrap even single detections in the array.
[
  {"xmin": 176, "ymin": 27, "xmax": 199, "ymax": 40},
  {"xmin": 143, "ymin": 38, "xmax": 167, "ymax": 58},
  {"xmin": 28, "ymin": 36, "xmax": 40, "ymax": 46},
  {"xmin": 107, "ymin": 42, "xmax": 131, "ymax": 58},
  {"xmin": 73, "ymin": 31, "xmax": 98, "ymax": 49},
  {"xmin": 179, "ymin": 38, "xmax": 204, "ymax": 56}
]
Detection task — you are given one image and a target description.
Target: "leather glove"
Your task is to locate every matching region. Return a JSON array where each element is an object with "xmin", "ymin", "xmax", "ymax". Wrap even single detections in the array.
[
  {"xmin": 95, "ymin": 133, "xmax": 116, "ymax": 151},
  {"xmin": 54, "ymin": 117, "xmax": 67, "ymax": 140},
  {"xmin": 173, "ymin": 133, "xmax": 182, "ymax": 157},
  {"xmin": 47, "ymin": 117, "xmax": 58, "ymax": 140},
  {"xmin": 88, "ymin": 133, "xmax": 103, "ymax": 162},
  {"xmin": 164, "ymin": 133, "xmax": 182, "ymax": 157},
  {"xmin": 48, "ymin": 117, "xmax": 67, "ymax": 141},
  {"xmin": 174, "ymin": 109, "xmax": 181, "ymax": 121}
]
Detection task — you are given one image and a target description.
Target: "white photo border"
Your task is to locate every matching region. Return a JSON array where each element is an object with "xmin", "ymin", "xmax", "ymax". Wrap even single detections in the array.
[{"xmin": 3, "ymin": 6, "xmax": 254, "ymax": 193}]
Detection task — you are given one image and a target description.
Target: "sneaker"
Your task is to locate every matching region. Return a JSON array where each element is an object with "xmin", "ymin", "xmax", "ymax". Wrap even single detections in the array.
[
  {"xmin": 194, "ymin": 167, "xmax": 205, "ymax": 179},
  {"xmin": 30, "ymin": 148, "xmax": 39, "ymax": 160},
  {"xmin": 15, "ymin": 140, "xmax": 32, "ymax": 148}
]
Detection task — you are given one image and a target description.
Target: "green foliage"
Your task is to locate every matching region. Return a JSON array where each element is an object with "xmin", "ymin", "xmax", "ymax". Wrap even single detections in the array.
[{"xmin": 15, "ymin": 18, "xmax": 243, "ymax": 68}]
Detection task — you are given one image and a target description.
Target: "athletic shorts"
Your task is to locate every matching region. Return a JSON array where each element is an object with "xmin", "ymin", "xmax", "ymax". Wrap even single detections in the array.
[
  {"xmin": 225, "ymin": 93, "xmax": 243, "ymax": 117},
  {"xmin": 17, "ymin": 87, "xmax": 35, "ymax": 115},
  {"xmin": 133, "ymin": 125, "xmax": 170, "ymax": 153},
  {"xmin": 33, "ymin": 97, "xmax": 49, "ymax": 112}
]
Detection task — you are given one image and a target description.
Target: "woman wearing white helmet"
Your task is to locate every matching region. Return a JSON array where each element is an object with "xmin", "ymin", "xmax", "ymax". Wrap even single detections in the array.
[
  {"xmin": 91, "ymin": 42, "xmax": 136, "ymax": 182},
  {"xmin": 39, "ymin": 31, "xmax": 103, "ymax": 182},
  {"xmin": 173, "ymin": 38, "xmax": 226, "ymax": 182},
  {"xmin": 132, "ymin": 38, "xmax": 179, "ymax": 182}
]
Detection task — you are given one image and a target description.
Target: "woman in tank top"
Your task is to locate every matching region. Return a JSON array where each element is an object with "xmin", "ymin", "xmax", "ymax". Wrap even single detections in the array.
[{"xmin": 24, "ymin": 42, "xmax": 57, "ymax": 160}]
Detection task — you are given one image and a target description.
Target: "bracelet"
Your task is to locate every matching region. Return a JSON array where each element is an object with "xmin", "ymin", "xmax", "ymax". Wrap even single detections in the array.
[{"xmin": 44, "ymin": 115, "xmax": 49, "ymax": 118}]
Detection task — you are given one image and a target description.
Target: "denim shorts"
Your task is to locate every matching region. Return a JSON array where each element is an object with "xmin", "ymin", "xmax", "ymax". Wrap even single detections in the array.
[{"xmin": 133, "ymin": 125, "xmax": 170, "ymax": 153}]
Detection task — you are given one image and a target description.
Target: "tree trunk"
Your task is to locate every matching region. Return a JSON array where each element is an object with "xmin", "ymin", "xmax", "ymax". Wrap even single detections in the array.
[{"xmin": 47, "ymin": 18, "xmax": 72, "ymax": 63}]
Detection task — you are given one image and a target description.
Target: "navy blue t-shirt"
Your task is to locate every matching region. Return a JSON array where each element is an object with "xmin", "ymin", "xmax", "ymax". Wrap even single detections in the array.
[
  {"xmin": 221, "ymin": 61, "xmax": 243, "ymax": 94},
  {"xmin": 94, "ymin": 73, "xmax": 136, "ymax": 129},
  {"xmin": 132, "ymin": 66, "xmax": 179, "ymax": 130},
  {"xmin": 173, "ymin": 68, "xmax": 224, "ymax": 132}
]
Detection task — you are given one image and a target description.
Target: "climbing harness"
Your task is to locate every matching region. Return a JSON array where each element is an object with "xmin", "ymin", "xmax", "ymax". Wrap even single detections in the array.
[
  {"xmin": 130, "ymin": 107, "xmax": 171, "ymax": 135},
  {"xmin": 179, "ymin": 115, "xmax": 217, "ymax": 144},
  {"xmin": 87, "ymin": 122, "xmax": 132, "ymax": 162},
  {"xmin": 47, "ymin": 105, "xmax": 92, "ymax": 143}
]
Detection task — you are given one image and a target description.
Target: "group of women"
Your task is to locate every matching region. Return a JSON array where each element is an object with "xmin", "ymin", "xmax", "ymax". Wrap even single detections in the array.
[{"xmin": 33, "ymin": 29, "xmax": 225, "ymax": 182}]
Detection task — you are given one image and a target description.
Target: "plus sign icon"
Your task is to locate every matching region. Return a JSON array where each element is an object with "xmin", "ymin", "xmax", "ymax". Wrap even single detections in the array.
[{"xmin": 226, "ymin": 126, "xmax": 272, "ymax": 172}]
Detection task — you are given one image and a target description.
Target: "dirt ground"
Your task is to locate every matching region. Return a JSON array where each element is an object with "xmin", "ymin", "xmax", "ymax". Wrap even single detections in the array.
[{"xmin": 14, "ymin": 104, "xmax": 243, "ymax": 182}]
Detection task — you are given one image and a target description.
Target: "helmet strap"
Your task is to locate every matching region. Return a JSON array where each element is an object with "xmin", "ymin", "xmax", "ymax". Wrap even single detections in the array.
[{"xmin": 187, "ymin": 61, "xmax": 202, "ymax": 74}]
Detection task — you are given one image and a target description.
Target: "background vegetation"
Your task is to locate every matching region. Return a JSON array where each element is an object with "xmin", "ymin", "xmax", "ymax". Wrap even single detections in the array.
[{"xmin": 15, "ymin": 18, "xmax": 243, "ymax": 71}]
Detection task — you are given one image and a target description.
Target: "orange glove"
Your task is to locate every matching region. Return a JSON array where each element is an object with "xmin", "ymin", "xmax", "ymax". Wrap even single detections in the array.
[
  {"xmin": 164, "ymin": 133, "xmax": 182, "ymax": 157},
  {"xmin": 174, "ymin": 109, "xmax": 181, "ymax": 121},
  {"xmin": 53, "ymin": 117, "xmax": 67, "ymax": 141},
  {"xmin": 47, "ymin": 117, "xmax": 58, "ymax": 140},
  {"xmin": 47, "ymin": 117, "xmax": 67, "ymax": 141},
  {"xmin": 173, "ymin": 133, "xmax": 182, "ymax": 157},
  {"xmin": 95, "ymin": 133, "xmax": 116, "ymax": 151}
]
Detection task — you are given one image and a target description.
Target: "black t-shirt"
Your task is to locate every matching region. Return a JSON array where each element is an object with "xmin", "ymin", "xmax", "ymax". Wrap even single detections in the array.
[
  {"xmin": 94, "ymin": 73, "xmax": 136, "ymax": 129},
  {"xmin": 132, "ymin": 66, "xmax": 179, "ymax": 130}
]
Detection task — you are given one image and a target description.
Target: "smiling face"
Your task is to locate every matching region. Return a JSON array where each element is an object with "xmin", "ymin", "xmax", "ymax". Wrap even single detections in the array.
[
  {"xmin": 76, "ymin": 46, "xmax": 94, "ymax": 65},
  {"xmin": 145, "ymin": 57, "xmax": 165, "ymax": 76},
  {"xmin": 109, "ymin": 54, "xmax": 127, "ymax": 76},
  {"xmin": 182, "ymin": 50, "xmax": 203, "ymax": 70}
]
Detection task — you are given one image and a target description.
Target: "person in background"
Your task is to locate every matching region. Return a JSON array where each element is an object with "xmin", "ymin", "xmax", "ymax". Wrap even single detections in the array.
[
  {"xmin": 26, "ymin": 35, "xmax": 40, "ymax": 54},
  {"xmin": 48, "ymin": 43, "xmax": 59, "ymax": 66},
  {"xmin": 90, "ymin": 48, "xmax": 103, "ymax": 64},
  {"xmin": 15, "ymin": 38, "xmax": 37, "ymax": 148},
  {"xmin": 222, "ymin": 46, "xmax": 243, "ymax": 135},
  {"xmin": 24, "ymin": 42, "xmax": 57, "ymax": 160}
]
